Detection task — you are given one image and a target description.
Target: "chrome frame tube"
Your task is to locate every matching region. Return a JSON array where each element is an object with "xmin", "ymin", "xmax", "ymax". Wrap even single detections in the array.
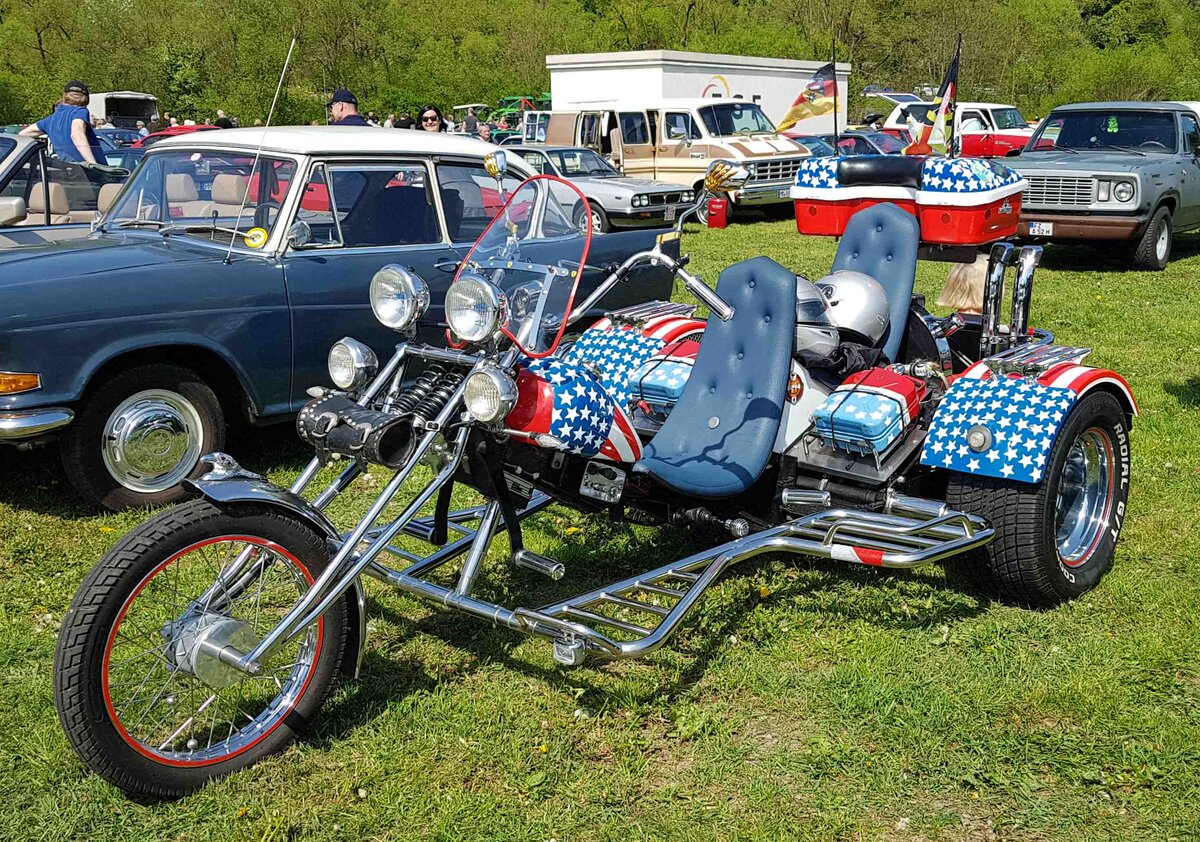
[
  {"xmin": 454, "ymin": 501, "xmax": 501, "ymax": 596},
  {"xmin": 1009, "ymin": 245, "xmax": 1042, "ymax": 347},
  {"xmin": 980, "ymin": 242, "xmax": 1015, "ymax": 359}
]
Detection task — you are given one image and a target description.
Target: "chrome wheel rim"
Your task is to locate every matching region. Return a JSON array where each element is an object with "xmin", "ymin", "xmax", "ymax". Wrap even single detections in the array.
[
  {"xmin": 589, "ymin": 209, "xmax": 603, "ymax": 234},
  {"xmin": 102, "ymin": 536, "xmax": 321, "ymax": 765},
  {"xmin": 1054, "ymin": 428, "xmax": 1115, "ymax": 567},
  {"xmin": 1155, "ymin": 223, "xmax": 1169, "ymax": 262},
  {"xmin": 101, "ymin": 389, "xmax": 204, "ymax": 493}
]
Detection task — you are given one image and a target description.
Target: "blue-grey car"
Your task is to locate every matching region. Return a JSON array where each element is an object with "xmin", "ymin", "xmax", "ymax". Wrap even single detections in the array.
[{"xmin": 0, "ymin": 127, "xmax": 677, "ymax": 509}]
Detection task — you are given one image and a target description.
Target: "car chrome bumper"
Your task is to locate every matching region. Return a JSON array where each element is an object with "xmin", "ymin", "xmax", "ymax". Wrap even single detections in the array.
[
  {"xmin": 0, "ymin": 407, "xmax": 74, "ymax": 441},
  {"xmin": 608, "ymin": 206, "xmax": 690, "ymax": 227},
  {"xmin": 1018, "ymin": 212, "xmax": 1145, "ymax": 241},
  {"xmin": 732, "ymin": 184, "xmax": 793, "ymax": 206}
]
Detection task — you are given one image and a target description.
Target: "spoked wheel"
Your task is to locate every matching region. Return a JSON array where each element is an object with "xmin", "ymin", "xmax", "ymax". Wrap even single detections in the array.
[
  {"xmin": 946, "ymin": 391, "xmax": 1131, "ymax": 607},
  {"xmin": 55, "ymin": 500, "xmax": 347, "ymax": 799}
]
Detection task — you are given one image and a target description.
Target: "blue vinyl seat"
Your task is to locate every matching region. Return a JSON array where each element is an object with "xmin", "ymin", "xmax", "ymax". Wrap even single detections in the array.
[
  {"xmin": 632, "ymin": 257, "xmax": 795, "ymax": 498},
  {"xmin": 830, "ymin": 203, "xmax": 920, "ymax": 362}
]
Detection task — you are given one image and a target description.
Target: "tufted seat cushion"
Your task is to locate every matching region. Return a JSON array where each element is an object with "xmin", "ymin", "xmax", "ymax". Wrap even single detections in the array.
[
  {"xmin": 830, "ymin": 203, "xmax": 920, "ymax": 362},
  {"xmin": 633, "ymin": 256, "xmax": 795, "ymax": 498}
]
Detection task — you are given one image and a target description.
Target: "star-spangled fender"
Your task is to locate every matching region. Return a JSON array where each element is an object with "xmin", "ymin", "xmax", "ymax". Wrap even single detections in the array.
[{"xmin": 919, "ymin": 361, "xmax": 1136, "ymax": 484}]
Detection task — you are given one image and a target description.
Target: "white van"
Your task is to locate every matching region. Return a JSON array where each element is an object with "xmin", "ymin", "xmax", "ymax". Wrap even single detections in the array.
[{"xmin": 87, "ymin": 91, "xmax": 159, "ymax": 129}]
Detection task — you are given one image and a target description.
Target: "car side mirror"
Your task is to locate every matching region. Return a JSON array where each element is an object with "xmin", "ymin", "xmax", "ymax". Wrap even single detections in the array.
[
  {"xmin": 286, "ymin": 220, "xmax": 313, "ymax": 249},
  {"xmin": 1004, "ymin": 148, "xmax": 1022, "ymax": 158},
  {"xmin": 0, "ymin": 196, "xmax": 27, "ymax": 226},
  {"xmin": 704, "ymin": 160, "xmax": 751, "ymax": 193}
]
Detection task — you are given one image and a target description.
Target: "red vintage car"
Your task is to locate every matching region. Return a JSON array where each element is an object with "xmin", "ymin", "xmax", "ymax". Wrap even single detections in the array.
[
  {"xmin": 133, "ymin": 124, "xmax": 221, "ymax": 148},
  {"xmin": 875, "ymin": 94, "xmax": 1034, "ymax": 157}
]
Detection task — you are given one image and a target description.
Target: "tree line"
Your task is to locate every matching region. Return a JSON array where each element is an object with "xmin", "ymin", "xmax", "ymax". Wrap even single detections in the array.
[{"xmin": 1, "ymin": 0, "xmax": 1197, "ymax": 125}]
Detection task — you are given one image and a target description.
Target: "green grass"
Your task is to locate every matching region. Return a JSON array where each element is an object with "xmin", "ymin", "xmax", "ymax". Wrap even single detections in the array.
[{"xmin": 2, "ymin": 218, "xmax": 1200, "ymax": 840}]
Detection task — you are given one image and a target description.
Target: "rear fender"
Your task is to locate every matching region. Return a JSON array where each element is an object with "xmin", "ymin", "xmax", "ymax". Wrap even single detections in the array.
[
  {"xmin": 920, "ymin": 361, "xmax": 1135, "ymax": 485},
  {"xmin": 183, "ymin": 473, "xmax": 367, "ymax": 678}
]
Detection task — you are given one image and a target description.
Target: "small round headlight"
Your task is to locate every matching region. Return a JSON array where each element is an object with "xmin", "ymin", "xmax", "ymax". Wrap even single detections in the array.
[
  {"xmin": 328, "ymin": 337, "xmax": 378, "ymax": 391},
  {"xmin": 446, "ymin": 273, "xmax": 507, "ymax": 343},
  {"xmin": 1113, "ymin": 181, "xmax": 1135, "ymax": 203},
  {"xmin": 370, "ymin": 264, "xmax": 430, "ymax": 330},
  {"xmin": 464, "ymin": 368, "xmax": 517, "ymax": 423}
]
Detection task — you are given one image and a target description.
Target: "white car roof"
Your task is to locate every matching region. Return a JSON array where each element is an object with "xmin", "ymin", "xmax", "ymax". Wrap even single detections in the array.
[
  {"xmin": 151, "ymin": 125, "xmax": 509, "ymax": 157},
  {"xmin": 564, "ymin": 98, "xmax": 767, "ymax": 112},
  {"xmin": 961, "ymin": 102, "xmax": 1020, "ymax": 111}
]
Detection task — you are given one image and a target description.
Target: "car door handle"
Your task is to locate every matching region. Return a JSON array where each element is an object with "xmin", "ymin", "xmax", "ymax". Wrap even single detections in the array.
[{"xmin": 434, "ymin": 259, "xmax": 460, "ymax": 273}]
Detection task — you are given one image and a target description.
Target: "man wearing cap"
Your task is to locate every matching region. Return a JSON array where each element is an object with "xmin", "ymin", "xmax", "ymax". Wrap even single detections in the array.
[
  {"xmin": 327, "ymin": 90, "xmax": 370, "ymax": 126},
  {"xmin": 19, "ymin": 81, "xmax": 104, "ymax": 164}
]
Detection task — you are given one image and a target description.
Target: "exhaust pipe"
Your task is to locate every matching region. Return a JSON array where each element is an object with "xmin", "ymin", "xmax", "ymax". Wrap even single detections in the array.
[
  {"xmin": 1009, "ymin": 245, "xmax": 1042, "ymax": 347},
  {"xmin": 980, "ymin": 242, "xmax": 1016, "ymax": 360}
]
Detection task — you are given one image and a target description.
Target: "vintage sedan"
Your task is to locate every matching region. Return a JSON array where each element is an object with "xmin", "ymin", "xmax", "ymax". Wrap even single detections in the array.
[
  {"xmin": 0, "ymin": 135, "xmax": 128, "ymax": 233},
  {"xmin": 0, "ymin": 127, "xmax": 679, "ymax": 510},
  {"xmin": 513, "ymin": 145, "xmax": 693, "ymax": 233},
  {"xmin": 818, "ymin": 130, "xmax": 906, "ymax": 156}
]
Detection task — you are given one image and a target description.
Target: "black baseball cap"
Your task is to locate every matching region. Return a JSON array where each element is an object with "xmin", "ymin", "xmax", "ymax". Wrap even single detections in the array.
[
  {"xmin": 64, "ymin": 80, "xmax": 89, "ymax": 95},
  {"xmin": 326, "ymin": 89, "xmax": 358, "ymax": 107}
]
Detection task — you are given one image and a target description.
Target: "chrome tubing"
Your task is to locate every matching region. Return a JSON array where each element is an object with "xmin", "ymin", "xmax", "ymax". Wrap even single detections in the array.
[
  {"xmin": 981, "ymin": 242, "xmax": 1016, "ymax": 359},
  {"xmin": 679, "ymin": 268, "xmax": 734, "ymax": 321},
  {"xmin": 454, "ymin": 501, "xmax": 502, "ymax": 595},
  {"xmin": 1009, "ymin": 245, "xmax": 1043, "ymax": 348}
]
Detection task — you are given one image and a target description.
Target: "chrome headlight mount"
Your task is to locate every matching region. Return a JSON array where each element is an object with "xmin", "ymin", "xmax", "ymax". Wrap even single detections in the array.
[
  {"xmin": 328, "ymin": 337, "xmax": 379, "ymax": 391},
  {"xmin": 370, "ymin": 264, "xmax": 430, "ymax": 331},
  {"xmin": 445, "ymin": 272, "xmax": 508, "ymax": 344},
  {"xmin": 464, "ymin": 366, "xmax": 518, "ymax": 424}
]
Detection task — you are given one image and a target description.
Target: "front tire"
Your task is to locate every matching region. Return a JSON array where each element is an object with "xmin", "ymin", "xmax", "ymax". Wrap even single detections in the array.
[
  {"xmin": 946, "ymin": 391, "xmax": 1131, "ymax": 607},
  {"xmin": 61, "ymin": 364, "xmax": 225, "ymax": 511},
  {"xmin": 54, "ymin": 500, "xmax": 347, "ymax": 799},
  {"xmin": 1130, "ymin": 206, "xmax": 1171, "ymax": 271}
]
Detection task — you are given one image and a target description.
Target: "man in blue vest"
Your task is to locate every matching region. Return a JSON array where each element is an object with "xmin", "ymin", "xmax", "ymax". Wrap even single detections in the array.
[{"xmin": 19, "ymin": 81, "xmax": 104, "ymax": 164}]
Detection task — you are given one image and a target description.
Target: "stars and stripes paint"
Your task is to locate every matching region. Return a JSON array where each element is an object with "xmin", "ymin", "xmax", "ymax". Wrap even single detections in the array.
[
  {"xmin": 812, "ymin": 369, "xmax": 925, "ymax": 456},
  {"xmin": 564, "ymin": 316, "xmax": 703, "ymax": 408}
]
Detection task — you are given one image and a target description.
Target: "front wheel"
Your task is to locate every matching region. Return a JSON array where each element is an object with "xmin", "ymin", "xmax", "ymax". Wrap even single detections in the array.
[
  {"xmin": 1129, "ymin": 206, "xmax": 1171, "ymax": 271},
  {"xmin": 946, "ymin": 391, "xmax": 1131, "ymax": 607},
  {"xmin": 54, "ymin": 500, "xmax": 347, "ymax": 799}
]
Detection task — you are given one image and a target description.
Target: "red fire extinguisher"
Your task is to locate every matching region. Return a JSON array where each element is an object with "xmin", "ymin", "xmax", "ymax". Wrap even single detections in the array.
[{"xmin": 706, "ymin": 197, "xmax": 728, "ymax": 229}]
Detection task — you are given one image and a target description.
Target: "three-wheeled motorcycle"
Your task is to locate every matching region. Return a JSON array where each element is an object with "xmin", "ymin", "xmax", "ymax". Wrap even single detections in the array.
[{"xmin": 54, "ymin": 156, "xmax": 1136, "ymax": 798}]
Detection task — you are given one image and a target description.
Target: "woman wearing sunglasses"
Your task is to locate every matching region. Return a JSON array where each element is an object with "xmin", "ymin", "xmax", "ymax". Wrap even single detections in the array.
[{"xmin": 418, "ymin": 105, "xmax": 447, "ymax": 132}]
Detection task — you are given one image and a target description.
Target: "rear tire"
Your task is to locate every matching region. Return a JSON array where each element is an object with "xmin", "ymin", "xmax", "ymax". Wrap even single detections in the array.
[
  {"xmin": 946, "ymin": 392, "xmax": 1130, "ymax": 607},
  {"xmin": 54, "ymin": 500, "xmax": 347, "ymax": 799},
  {"xmin": 1129, "ymin": 206, "xmax": 1171, "ymax": 271}
]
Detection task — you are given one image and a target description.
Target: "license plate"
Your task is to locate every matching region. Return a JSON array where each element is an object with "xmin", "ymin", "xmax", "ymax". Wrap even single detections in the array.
[
  {"xmin": 1029, "ymin": 221, "xmax": 1054, "ymax": 236},
  {"xmin": 778, "ymin": 188, "xmax": 790, "ymax": 199},
  {"xmin": 663, "ymin": 206, "xmax": 676, "ymax": 222}
]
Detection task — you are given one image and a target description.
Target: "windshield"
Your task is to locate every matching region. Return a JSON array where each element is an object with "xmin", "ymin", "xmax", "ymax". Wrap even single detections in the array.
[
  {"xmin": 992, "ymin": 108, "xmax": 1028, "ymax": 130},
  {"xmin": 0, "ymin": 136, "xmax": 14, "ymax": 166},
  {"xmin": 866, "ymin": 132, "xmax": 906, "ymax": 153},
  {"xmin": 790, "ymin": 135, "xmax": 836, "ymax": 156},
  {"xmin": 698, "ymin": 102, "xmax": 777, "ymax": 136},
  {"xmin": 104, "ymin": 149, "xmax": 297, "ymax": 247},
  {"xmin": 453, "ymin": 175, "xmax": 590, "ymax": 357},
  {"xmin": 1027, "ymin": 110, "xmax": 1177, "ymax": 153},
  {"xmin": 550, "ymin": 148, "xmax": 618, "ymax": 176}
]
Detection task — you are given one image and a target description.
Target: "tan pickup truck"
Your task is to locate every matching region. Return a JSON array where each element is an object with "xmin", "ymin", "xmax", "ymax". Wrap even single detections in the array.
[{"xmin": 528, "ymin": 98, "xmax": 823, "ymax": 219}]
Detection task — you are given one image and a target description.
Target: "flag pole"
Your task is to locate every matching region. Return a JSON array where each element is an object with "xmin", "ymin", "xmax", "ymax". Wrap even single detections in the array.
[{"xmin": 831, "ymin": 37, "xmax": 839, "ymax": 145}]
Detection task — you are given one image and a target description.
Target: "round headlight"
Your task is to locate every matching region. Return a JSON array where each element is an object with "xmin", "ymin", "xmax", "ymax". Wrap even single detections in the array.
[
  {"xmin": 370, "ymin": 264, "xmax": 430, "ymax": 330},
  {"xmin": 446, "ymin": 273, "xmax": 506, "ymax": 343},
  {"xmin": 1113, "ymin": 181, "xmax": 1135, "ymax": 203},
  {"xmin": 464, "ymin": 368, "xmax": 517, "ymax": 423},
  {"xmin": 328, "ymin": 337, "xmax": 378, "ymax": 391},
  {"xmin": 682, "ymin": 190, "xmax": 695, "ymax": 202}
]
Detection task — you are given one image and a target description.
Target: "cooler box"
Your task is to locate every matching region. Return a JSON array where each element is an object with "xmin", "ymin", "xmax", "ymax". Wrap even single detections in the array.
[
  {"xmin": 629, "ymin": 338, "xmax": 701, "ymax": 414},
  {"xmin": 791, "ymin": 155, "xmax": 1025, "ymax": 246},
  {"xmin": 811, "ymin": 368, "xmax": 927, "ymax": 456}
]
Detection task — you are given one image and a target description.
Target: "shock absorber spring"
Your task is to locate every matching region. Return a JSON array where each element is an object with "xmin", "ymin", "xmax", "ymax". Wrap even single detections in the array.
[
  {"xmin": 411, "ymin": 369, "xmax": 465, "ymax": 428},
  {"xmin": 392, "ymin": 365, "xmax": 447, "ymax": 415}
]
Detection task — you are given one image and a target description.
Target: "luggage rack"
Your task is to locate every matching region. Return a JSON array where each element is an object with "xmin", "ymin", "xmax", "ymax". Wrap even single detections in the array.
[{"xmin": 606, "ymin": 300, "xmax": 697, "ymax": 328}]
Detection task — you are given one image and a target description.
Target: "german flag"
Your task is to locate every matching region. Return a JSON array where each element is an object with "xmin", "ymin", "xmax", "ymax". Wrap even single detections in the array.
[
  {"xmin": 777, "ymin": 63, "xmax": 837, "ymax": 132},
  {"xmin": 904, "ymin": 37, "xmax": 961, "ymax": 155}
]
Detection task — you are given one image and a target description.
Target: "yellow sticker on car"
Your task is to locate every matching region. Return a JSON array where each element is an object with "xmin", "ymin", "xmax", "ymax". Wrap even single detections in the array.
[{"xmin": 244, "ymin": 228, "xmax": 268, "ymax": 249}]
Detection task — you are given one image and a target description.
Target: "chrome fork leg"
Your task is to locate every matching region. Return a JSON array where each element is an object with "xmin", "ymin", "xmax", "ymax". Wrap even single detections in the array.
[{"xmin": 455, "ymin": 501, "xmax": 502, "ymax": 596}]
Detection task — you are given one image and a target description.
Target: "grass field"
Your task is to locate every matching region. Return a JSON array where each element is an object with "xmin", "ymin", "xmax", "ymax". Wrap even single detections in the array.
[{"xmin": 2, "ymin": 218, "xmax": 1199, "ymax": 841}]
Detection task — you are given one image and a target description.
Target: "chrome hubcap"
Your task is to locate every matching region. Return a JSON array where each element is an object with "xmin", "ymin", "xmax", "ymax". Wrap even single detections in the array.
[
  {"xmin": 1054, "ymin": 428, "xmax": 1115, "ymax": 566},
  {"xmin": 1155, "ymin": 224, "xmax": 1169, "ymax": 261},
  {"xmin": 590, "ymin": 210, "xmax": 603, "ymax": 233},
  {"xmin": 102, "ymin": 389, "xmax": 204, "ymax": 493}
]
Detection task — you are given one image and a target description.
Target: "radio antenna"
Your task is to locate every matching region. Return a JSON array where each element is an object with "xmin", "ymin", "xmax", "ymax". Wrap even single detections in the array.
[{"xmin": 225, "ymin": 36, "xmax": 298, "ymax": 265}]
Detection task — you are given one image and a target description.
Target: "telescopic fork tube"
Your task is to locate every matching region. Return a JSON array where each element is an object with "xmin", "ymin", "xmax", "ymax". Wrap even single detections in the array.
[
  {"xmin": 980, "ymin": 242, "xmax": 1016, "ymax": 359},
  {"xmin": 1009, "ymin": 245, "xmax": 1043, "ymax": 348}
]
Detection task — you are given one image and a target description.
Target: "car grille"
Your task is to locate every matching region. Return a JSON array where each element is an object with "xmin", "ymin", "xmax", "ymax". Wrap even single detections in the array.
[
  {"xmin": 1023, "ymin": 175, "xmax": 1094, "ymax": 207},
  {"xmin": 646, "ymin": 192, "xmax": 683, "ymax": 205},
  {"xmin": 750, "ymin": 157, "xmax": 806, "ymax": 184}
]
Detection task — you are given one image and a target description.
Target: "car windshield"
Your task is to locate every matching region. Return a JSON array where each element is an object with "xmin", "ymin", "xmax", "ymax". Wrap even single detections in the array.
[
  {"xmin": 0, "ymin": 136, "xmax": 14, "ymax": 166},
  {"xmin": 866, "ymin": 132, "xmax": 906, "ymax": 153},
  {"xmin": 550, "ymin": 149, "xmax": 618, "ymax": 176},
  {"xmin": 991, "ymin": 108, "xmax": 1028, "ymax": 130},
  {"xmin": 790, "ymin": 135, "xmax": 836, "ymax": 156},
  {"xmin": 104, "ymin": 149, "xmax": 297, "ymax": 248},
  {"xmin": 698, "ymin": 102, "xmax": 777, "ymax": 136},
  {"xmin": 1027, "ymin": 110, "xmax": 1177, "ymax": 153}
]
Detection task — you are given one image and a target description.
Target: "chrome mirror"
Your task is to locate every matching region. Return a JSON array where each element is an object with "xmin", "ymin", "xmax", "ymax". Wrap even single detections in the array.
[
  {"xmin": 287, "ymin": 220, "xmax": 313, "ymax": 250},
  {"xmin": 704, "ymin": 160, "xmax": 751, "ymax": 193}
]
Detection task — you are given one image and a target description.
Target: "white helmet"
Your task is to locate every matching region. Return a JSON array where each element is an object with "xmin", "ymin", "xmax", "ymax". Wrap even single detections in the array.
[
  {"xmin": 814, "ymin": 270, "xmax": 890, "ymax": 346},
  {"xmin": 794, "ymin": 276, "xmax": 840, "ymax": 358}
]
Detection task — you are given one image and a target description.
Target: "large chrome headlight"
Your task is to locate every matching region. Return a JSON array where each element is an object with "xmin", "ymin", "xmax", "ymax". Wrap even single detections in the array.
[
  {"xmin": 370, "ymin": 265, "xmax": 430, "ymax": 330},
  {"xmin": 328, "ymin": 337, "xmax": 378, "ymax": 391},
  {"xmin": 464, "ymin": 368, "xmax": 517, "ymax": 423},
  {"xmin": 446, "ymin": 273, "xmax": 507, "ymax": 343},
  {"xmin": 1112, "ymin": 181, "xmax": 1135, "ymax": 203}
]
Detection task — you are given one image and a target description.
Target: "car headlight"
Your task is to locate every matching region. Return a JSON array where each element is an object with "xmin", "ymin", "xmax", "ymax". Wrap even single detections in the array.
[
  {"xmin": 632, "ymin": 194, "xmax": 648, "ymax": 207},
  {"xmin": 464, "ymin": 368, "xmax": 517, "ymax": 423},
  {"xmin": 370, "ymin": 264, "xmax": 430, "ymax": 330},
  {"xmin": 327, "ymin": 337, "xmax": 378, "ymax": 391},
  {"xmin": 682, "ymin": 190, "xmax": 695, "ymax": 202},
  {"xmin": 1113, "ymin": 181, "xmax": 1135, "ymax": 203},
  {"xmin": 446, "ymin": 273, "xmax": 507, "ymax": 343}
]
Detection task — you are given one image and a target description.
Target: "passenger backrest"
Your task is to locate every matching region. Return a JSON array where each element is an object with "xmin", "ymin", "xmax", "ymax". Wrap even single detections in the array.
[{"xmin": 17, "ymin": 182, "xmax": 71, "ymax": 225}]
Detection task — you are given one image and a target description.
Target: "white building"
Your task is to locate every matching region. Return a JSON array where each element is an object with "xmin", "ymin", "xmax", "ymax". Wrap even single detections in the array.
[{"xmin": 547, "ymin": 50, "xmax": 851, "ymax": 134}]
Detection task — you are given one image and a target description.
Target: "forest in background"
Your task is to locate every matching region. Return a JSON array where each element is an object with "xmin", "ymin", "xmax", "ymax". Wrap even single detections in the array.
[{"xmin": 1, "ymin": 0, "xmax": 1198, "ymax": 125}]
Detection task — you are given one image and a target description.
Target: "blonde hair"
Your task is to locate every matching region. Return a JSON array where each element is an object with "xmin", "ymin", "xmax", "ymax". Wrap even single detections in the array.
[
  {"xmin": 63, "ymin": 90, "xmax": 89, "ymax": 107},
  {"xmin": 938, "ymin": 252, "xmax": 989, "ymax": 314}
]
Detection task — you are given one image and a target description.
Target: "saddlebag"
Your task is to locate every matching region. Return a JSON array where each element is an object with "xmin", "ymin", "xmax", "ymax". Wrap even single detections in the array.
[
  {"xmin": 628, "ymin": 337, "xmax": 701, "ymax": 415},
  {"xmin": 811, "ymin": 368, "xmax": 927, "ymax": 456},
  {"xmin": 296, "ymin": 393, "xmax": 415, "ymax": 468}
]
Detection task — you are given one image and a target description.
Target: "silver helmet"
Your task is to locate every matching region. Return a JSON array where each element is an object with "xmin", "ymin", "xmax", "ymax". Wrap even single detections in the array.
[
  {"xmin": 814, "ymin": 270, "xmax": 890, "ymax": 346},
  {"xmin": 794, "ymin": 275, "xmax": 840, "ymax": 358}
]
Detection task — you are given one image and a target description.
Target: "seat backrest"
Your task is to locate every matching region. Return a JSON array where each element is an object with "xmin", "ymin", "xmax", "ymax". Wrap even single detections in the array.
[
  {"xmin": 166, "ymin": 173, "xmax": 199, "ymax": 202},
  {"xmin": 209, "ymin": 173, "xmax": 249, "ymax": 213},
  {"xmin": 831, "ymin": 203, "xmax": 919, "ymax": 362},
  {"xmin": 19, "ymin": 182, "xmax": 71, "ymax": 224},
  {"xmin": 97, "ymin": 183, "xmax": 122, "ymax": 214}
]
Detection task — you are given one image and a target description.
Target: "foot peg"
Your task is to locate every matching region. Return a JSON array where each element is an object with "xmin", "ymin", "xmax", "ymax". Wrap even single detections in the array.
[{"xmin": 513, "ymin": 549, "xmax": 565, "ymax": 581}]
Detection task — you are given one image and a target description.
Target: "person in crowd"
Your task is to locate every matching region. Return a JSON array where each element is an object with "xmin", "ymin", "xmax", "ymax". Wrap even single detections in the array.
[
  {"xmin": 19, "ymin": 80, "xmax": 103, "ymax": 164},
  {"xmin": 161, "ymin": 110, "xmax": 171, "ymax": 127},
  {"xmin": 937, "ymin": 251, "xmax": 988, "ymax": 314},
  {"xmin": 463, "ymin": 107, "xmax": 479, "ymax": 133},
  {"xmin": 477, "ymin": 122, "xmax": 493, "ymax": 143},
  {"xmin": 311, "ymin": 119, "xmax": 321, "ymax": 126},
  {"xmin": 231, "ymin": 116, "xmax": 240, "ymax": 127},
  {"xmin": 418, "ymin": 105, "xmax": 447, "ymax": 132},
  {"xmin": 183, "ymin": 118, "xmax": 196, "ymax": 126},
  {"xmin": 397, "ymin": 112, "xmax": 414, "ymax": 129},
  {"xmin": 328, "ymin": 89, "xmax": 370, "ymax": 126},
  {"xmin": 366, "ymin": 111, "xmax": 380, "ymax": 126},
  {"xmin": 214, "ymin": 109, "xmax": 234, "ymax": 129},
  {"xmin": 254, "ymin": 118, "xmax": 263, "ymax": 127},
  {"xmin": 169, "ymin": 116, "xmax": 180, "ymax": 127},
  {"xmin": 135, "ymin": 120, "xmax": 148, "ymax": 137},
  {"xmin": 384, "ymin": 113, "xmax": 395, "ymax": 128}
]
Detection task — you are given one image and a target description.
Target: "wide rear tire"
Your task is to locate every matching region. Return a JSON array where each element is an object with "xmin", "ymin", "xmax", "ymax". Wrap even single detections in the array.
[{"xmin": 54, "ymin": 500, "xmax": 347, "ymax": 800}]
